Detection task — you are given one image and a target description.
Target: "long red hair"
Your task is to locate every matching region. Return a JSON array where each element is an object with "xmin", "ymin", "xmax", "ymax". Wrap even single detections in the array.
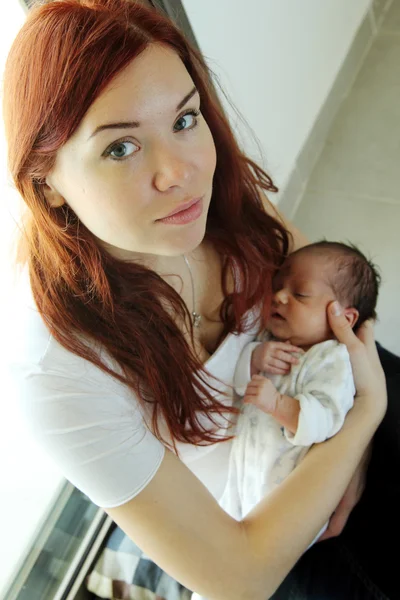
[{"xmin": 3, "ymin": 0, "xmax": 289, "ymax": 452}]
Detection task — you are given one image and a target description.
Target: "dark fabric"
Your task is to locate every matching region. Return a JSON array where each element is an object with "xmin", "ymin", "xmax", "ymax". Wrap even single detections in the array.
[
  {"xmin": 340, "ymin": 343, "xmax": 400, "ymax": 599},
  {"xmin": 271, "ymin": 342, "xmax": 400, "ymax": 599},
  {"xmin": 271, "ymin": 539, "xmax": 390, "ymax": 600}
]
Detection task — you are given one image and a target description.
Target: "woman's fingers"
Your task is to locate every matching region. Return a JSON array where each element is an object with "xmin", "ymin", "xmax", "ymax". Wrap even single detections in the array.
[
  {"xmin": 317, "ymin": 449, "xmax": 368, "ymax": 542},
  {"xmin": 317, "ymin": 498, "xmax": 351, "ymax": 541},
  {"xmin": 356, "ymin": 321, "xmax": 384, "ymax": 376},
  {"xmin": 328, "ymin": 304, "xmax": 377, "ymax": 367},
  {"xmin": 327, "ymin": 301, "xmax": 387, "ymax": 418},
  {"xmin": 327, "ymin": 301, "xmax": 361, "ymax": 351},
  {"xmin": 356, "ymin": 319, "xmax": 375, "ymax": 345}
]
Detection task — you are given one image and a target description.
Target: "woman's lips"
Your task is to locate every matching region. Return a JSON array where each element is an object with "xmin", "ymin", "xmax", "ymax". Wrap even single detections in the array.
[
  {"xmin": 156, "ymin": 198, "xmax": 203, "ymax": 225},
  {"xmin": 162, "ymin": 196, "xmax": 201, "ymax": 218}
]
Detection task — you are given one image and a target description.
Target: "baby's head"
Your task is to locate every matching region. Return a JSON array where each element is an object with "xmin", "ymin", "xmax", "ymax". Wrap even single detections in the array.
[{"xmin": 268, "ymin": 241, "xmax": 381, "ymax": 348}]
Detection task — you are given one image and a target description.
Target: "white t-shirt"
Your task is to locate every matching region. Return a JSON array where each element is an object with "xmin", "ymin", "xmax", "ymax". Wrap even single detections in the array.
[{"xmin": 8, "ymin": 271, "xmax": 260, "ymax": 508}]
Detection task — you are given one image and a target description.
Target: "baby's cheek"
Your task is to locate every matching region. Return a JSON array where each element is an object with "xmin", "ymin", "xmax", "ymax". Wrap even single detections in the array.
[
  {"xmin": 305, "ymin": 309, "xmax": 331, "ymax": 341},
  {"xmin": 317, "ymin": 315, "xmax": 333, "ymax": 340}
]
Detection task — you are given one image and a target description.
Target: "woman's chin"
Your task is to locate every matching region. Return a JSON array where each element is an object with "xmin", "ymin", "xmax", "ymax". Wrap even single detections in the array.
[{"xmin": 164, "ymin": 222, "xmax": 207, "ymax": 257}]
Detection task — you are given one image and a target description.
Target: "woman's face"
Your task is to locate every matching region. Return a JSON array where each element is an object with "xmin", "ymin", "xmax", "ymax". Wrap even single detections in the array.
[{"xmin": 44, "ymin": 44, "xmax": 217, "ymax": 262}]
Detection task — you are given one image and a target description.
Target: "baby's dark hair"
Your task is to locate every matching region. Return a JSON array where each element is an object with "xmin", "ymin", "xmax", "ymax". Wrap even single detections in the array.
[{"xmin": 291, "ymin": 241, "xmax": 381, "ymax": 330}]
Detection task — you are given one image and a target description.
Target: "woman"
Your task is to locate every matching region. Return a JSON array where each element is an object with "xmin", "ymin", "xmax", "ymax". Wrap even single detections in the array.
[{"xmin": 4, "ymin": 1, "xmax": 390, "ymax": 598}]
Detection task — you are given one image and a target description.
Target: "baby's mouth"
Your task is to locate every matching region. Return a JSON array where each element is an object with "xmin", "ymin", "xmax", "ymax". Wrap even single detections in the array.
[{"xmin": 271, "ymin": 311, "xmax": 286, "ymax": 321}]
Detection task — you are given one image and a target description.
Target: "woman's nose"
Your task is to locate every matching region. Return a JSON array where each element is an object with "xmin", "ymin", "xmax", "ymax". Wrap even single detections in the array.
[
  {"xmin": 274, "ymin": 288, "xmax": 289, "ymax": 304},
  {"xmin": 152, "ymin": 146, "xmax": 192, "ymax": 192}
]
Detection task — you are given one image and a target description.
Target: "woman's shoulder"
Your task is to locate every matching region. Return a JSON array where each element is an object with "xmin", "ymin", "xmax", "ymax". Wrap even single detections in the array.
[
  {"xmin": 7, "ymin": 269, "xmax": 144, "ymax": 446},
  {"xmin": 9, "ymin": 271, "xmax": 97, "ymax": 381},
  {"xmin": 10, "ymin": 268, "xmax": 120, "ymax": 380},
  {"xmin": 8, "ymin": 271, "xmax": 165, "ymax": 509}
]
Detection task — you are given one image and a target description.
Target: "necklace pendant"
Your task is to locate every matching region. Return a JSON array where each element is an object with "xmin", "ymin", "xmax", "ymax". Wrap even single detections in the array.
[{"xmin": 192, "ymin": 312, "xmax": 202, "ymax": 328}]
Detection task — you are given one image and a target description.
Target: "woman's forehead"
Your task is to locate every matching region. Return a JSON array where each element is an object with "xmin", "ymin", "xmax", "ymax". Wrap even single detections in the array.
[{"xmin": 75, "ymin": 44, "xmax": 195, "ymax": 138}]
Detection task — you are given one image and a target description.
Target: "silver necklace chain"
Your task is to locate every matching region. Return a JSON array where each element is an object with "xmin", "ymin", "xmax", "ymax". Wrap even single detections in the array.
[{"xmin": 182, "ymin": 254, "xmax": 202, "ymax": 328}]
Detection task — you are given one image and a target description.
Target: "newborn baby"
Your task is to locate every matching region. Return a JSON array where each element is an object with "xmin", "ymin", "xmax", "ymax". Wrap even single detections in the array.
[{"xmin": 219, "ymin": 241, "xmax": 380, "ymax": 537}]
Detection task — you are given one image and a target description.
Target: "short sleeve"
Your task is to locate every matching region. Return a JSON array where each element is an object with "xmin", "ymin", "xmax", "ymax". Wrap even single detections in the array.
[{"xmin": 11, "ymin": 359, "xmax": 165, "ymax": 509}]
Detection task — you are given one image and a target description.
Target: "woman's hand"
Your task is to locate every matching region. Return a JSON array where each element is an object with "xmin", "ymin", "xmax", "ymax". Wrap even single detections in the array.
[
  {"xmin": 317, "ymin": 301, "xmax": 387, "ymax": 540},
  {"xmin": 317, "ymin": 443, "xmax": 372, "ymax": 541},
  {"xmin": 327, "ymin": 301, "xmax": 386, "ymax": 417}
]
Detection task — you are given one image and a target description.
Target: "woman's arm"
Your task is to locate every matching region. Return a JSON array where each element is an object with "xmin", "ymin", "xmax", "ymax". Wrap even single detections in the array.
[{"xmin": 105, "ymin": 306, "xmax": 386, "ymax": 600}]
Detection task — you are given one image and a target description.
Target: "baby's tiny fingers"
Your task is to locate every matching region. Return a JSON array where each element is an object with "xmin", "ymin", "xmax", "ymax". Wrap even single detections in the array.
[
  {"xmin": 243, "ymin": 390, "xmax": 262, "ymax": 403},
  {"xmin": 275, "ymin": 351, "xmax": 300, "ymax": 365},
  {"xmin": 269, "ymin": 367, "xmax": 290, "ymax": 375},
  {"xmin": 269, "ymin": 357, "xmax": 292, "ymax": 371},
  {"xmin": 245, "ymin": 381, "xmax": 264, "ymax": 393},
  {"xmin": 278, "ymin": 342, "xmax": 305, "ymax": 354}
]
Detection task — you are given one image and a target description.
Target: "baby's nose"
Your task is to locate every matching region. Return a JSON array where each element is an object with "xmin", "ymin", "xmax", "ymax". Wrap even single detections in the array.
[{"xmin": 274, "ymin": 288, "xmax": 289, "ymax": 304}]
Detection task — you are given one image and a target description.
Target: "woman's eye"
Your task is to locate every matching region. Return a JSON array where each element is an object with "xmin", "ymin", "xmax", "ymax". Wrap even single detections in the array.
[
  {"xmin": 105, "ymin": 141, "xmax": 137, "ymax": 160},
  {"xmin": 174, "ymin": 110, "xmax": 200, "ymax": 132}
]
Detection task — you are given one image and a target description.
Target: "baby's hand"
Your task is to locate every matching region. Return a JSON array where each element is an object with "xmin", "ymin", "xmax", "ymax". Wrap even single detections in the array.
[
  {"xmin": 251, "ymin": 340, "xmax": 304, "ymax": 375},
  {"xmin": 243, "ymin": 374, "xmax": 281, "ymax": 414}
]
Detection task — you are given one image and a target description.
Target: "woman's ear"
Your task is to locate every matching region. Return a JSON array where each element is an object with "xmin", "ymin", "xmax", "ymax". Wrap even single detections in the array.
[
  {"xmin": 344, "ymin": 307, "xmax": 359, "ymax": 329},
  {"xmin": 42, "ymin": 178, "xmax": 65, "ymax": 208}
]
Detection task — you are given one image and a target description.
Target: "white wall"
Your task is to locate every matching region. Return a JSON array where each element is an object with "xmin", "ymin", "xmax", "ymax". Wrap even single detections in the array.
[{"xmin": 182, "ymin": 0, "xmax": 371, "ymax": 199}]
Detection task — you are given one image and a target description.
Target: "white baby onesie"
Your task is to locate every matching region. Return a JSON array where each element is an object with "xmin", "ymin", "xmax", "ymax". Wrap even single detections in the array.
[{"xmin": 219, "ymin": 335, "xmax": 355, "ymax": 522}]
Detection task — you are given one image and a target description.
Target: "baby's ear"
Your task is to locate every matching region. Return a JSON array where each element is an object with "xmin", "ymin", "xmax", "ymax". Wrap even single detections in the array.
[{"xmin": 344, "ymin": 307, "xmax": 359, "ymax": 329}]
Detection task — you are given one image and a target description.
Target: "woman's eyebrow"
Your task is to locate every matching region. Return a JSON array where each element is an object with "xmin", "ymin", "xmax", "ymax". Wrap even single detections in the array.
[
  {"xmin": 88, "ymin": 86, "xmax": 198, "ymax": 140},
  {"xmin": 176, "ymin": 86, "xmax": 198, "ymax": 110}
]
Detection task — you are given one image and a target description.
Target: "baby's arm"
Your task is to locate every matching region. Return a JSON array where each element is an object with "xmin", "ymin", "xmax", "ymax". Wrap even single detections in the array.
[
  {"xmin": 283, "ymin": 343, "xmax": 355, "ymax": 446},
  {"xmin": 234, "ymin": 336, "xmax": 303, "ymax": 396},
  {"xmin": 243, "ymin": 376, "xmax": 300, "ymax": 433},
  {"xmin": 273, "ymin": 393, "xmax": 301, "ymax": 433}
]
